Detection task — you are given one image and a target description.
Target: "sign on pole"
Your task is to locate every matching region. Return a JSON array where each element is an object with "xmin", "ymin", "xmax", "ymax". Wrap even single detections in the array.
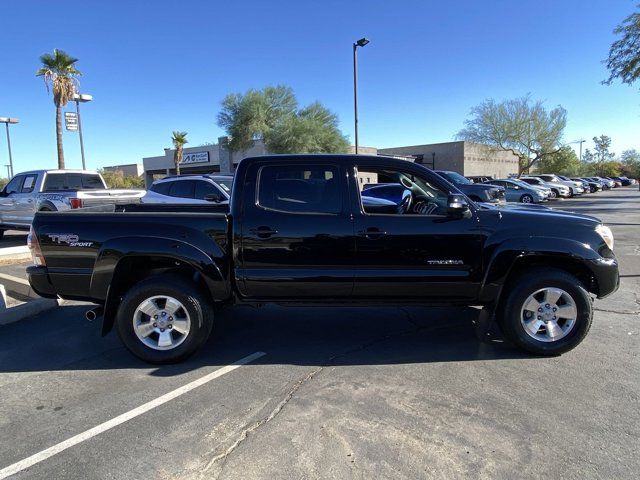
[{"xmin": 65, "ymin": 112, "xmax": 78, "ymax": 131}]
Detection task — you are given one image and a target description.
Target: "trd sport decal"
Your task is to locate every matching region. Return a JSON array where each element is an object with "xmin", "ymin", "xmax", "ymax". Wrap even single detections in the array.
[{"xmin": 47, "ymin": 234, "xmax": 93, "ymax": 247}]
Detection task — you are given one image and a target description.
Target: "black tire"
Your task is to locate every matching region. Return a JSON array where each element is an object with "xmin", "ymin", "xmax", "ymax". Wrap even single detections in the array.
[
  {"xmin": 116, "ymin": 274, "xmax": 214, "ymax": 364},
  {"xmin": 520, "ymin": 194, "xmax": 533, "ymax": 203},
  {"xmin": 549, "ymin": 189, "xmax": 558, "ymax": 199},
  {"xmin": 497, "ymin": 268, "xmax": 592, "ymax": 355}
]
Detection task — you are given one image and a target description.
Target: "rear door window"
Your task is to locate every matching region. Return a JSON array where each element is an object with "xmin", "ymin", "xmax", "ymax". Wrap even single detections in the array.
[
  {"xmin": 168, "ymin": 180, "xmax": 195, "ymax": 198},
  {"xmin": 81, "ymin": 174, "xmax": 105, "ymax": 189},
  {"xmin": 257, "ymin": 164, "xmax": 341, "ymax": 214}
]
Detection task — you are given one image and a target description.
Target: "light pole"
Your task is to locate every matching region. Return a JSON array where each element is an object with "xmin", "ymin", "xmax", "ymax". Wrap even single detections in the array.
[
  {"xmin": 569, "ymin": 139, "xmax": 586, "ymax": 162},
  {"xmin": 0, "ymin": 117, "xmax": 18, "ymax": 178},
  {"xmin": 72, "ymin": 93, "xmax": 93, "ymax": 170},
  {"xmin": 353, "ymin": 37, "xmax": 369, "ymax": 154}
]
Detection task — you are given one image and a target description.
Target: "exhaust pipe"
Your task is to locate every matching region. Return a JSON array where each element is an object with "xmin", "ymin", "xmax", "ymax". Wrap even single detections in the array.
[{"xmin": 86, "ymin": 306, "xmax": 104, "ymax": 321}]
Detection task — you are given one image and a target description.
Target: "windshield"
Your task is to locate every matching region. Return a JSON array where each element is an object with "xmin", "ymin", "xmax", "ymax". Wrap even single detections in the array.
[
  {"xmin": 442, "ymin": 171, "xmax": 472, "ymax": 185},
  {"xmin": 214, "ymin": 178, "xmax": 232, "ymax": 194}
]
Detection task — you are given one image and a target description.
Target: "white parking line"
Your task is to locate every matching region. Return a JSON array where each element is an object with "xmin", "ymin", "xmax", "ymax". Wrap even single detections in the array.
[{"xmin": 0, "ymin": 351, "xmax": 266, "ymax": 479}]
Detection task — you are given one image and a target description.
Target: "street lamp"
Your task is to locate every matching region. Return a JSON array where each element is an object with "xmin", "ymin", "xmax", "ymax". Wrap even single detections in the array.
[
  {"xmin": 353, "ymin": 37, "xmax": 369, "ymax": 154},
  {"xmin": 72, "ymin": 93, "xmax": 93, "ymax": 170},
  {"xmin": 0, "ymin": 117, "xmax": 18, "ymax": 178}
]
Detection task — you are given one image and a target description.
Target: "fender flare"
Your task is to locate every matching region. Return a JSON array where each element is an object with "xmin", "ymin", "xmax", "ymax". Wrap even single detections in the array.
[
  {"xmin": 479, "ymin": 236, "xmax": 602, "ymax": 303},
  {"xmin": 36, "ymin": 199, "xmax": 58, "ymax": 211},
  {"xmin": 91, "ymin": 236, "xmax": 228, "ymax": 335}
]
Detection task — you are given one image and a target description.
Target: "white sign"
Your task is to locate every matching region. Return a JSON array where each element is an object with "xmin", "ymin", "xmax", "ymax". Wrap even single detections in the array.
[
  {"xmin": 180, "ymin": 151, "xmax": 210, "ymax": 165},
  {"xmin": 65, "ymin": 112, "xmax": 78, "ymax": 131}
]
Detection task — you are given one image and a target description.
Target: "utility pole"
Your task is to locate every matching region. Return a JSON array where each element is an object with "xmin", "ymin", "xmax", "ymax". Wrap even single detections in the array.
[{"xmin": 352, "ymin": 38, "xmax": 369, "ymax": 154}]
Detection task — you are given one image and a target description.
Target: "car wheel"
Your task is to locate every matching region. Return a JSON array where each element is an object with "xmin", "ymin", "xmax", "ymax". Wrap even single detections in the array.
[
  {"xmin": 520, "ymin": 194, "xmax": 533, "ymax": 203},
  {"xmin": 549, "ymin": 189, "xmax": 558, "ymax": 199},
  {"xmin": 497, "ymin": 268, "xmax": 592, "ymax": 355},
  {"xmin": 116, "ymin": 274, "xmax": 214, "ymax": 364}
]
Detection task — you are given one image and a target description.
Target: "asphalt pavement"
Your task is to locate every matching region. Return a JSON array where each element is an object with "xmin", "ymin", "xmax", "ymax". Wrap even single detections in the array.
[{"xmin": 0, "ymin": 187, "xmax": 638, "ymax": 479}]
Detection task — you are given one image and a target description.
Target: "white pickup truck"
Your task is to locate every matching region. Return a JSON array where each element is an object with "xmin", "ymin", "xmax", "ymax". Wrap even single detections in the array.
[{"xmin": 0, "ymin": 169, "xmax": 144, "ymax": 238}]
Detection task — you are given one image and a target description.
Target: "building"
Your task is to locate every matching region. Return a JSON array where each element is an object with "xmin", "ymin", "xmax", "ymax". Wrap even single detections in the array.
[
  {"xmin": 378, "ymin": 141, "xmax": 519, "ymax": 178},
  {"xmin": 141, "ymin": 138, "xmax": 519, "ymax": 187},
  {"xmin": 103, "ymin": 163, "xmax": 144, "ymax": 177},
  {"xmin": 142, "ymin": 136, "xmax": 266, "ymax": 186}
]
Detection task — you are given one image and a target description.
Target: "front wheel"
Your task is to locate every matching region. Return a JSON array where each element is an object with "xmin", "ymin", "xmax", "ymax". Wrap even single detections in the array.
[
  {"xmin": 497, "ymin": 268, "xmax": 592, "ymax": 355},
  {"xmin": 549, "ymin": 189, "xmax": 558, "ymax": 199},
  {"xmin": 116, "ymin": 274, "xmax": 214, "ymax": 364}
]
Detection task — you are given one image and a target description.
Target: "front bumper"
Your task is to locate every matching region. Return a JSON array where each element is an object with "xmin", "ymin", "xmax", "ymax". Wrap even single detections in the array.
[
  {"xmin": 26, "ymin": 265, "xmax": 58, "ymax": 299},
  {"xmin": 590, "ymin": 257, "xmax": 620, "ymax": 298}
]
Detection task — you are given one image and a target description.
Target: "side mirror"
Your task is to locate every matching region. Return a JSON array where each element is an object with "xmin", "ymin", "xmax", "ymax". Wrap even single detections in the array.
[
  {"xmin": 447, "ymin": 193, "xmax": 470, "ymax": 216},
  {"xmin": 204, "ymin": 193, "xmax": 223, "ymax": 203}
]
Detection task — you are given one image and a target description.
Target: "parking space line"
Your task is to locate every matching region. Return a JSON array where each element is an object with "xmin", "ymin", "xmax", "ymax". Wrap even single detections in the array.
[{"xmin": 0, "ymin": 351, "xmax": 266, "ymax": 479}]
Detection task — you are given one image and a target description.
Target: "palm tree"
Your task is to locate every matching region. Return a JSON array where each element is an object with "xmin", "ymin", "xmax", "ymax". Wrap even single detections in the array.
[
  {"xmin": 171, "ymin": 131, "xmax": 188, "ymax": 175},
  {"xmin": 36, "ymin": 49, "xmax": 81, "ymax": 170}
]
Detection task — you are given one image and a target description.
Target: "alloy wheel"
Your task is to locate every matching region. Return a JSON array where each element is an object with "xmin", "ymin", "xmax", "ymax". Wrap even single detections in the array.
[
  {"xmin": 133, "ymin": 295, "xmax": 191, "ymax": 350},
  {"xmin": 520, "ymin": 287, "xmax": 577, "ymax": 342}
]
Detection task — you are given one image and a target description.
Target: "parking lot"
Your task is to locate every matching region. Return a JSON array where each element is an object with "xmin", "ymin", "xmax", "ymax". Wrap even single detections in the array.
[{"xmin": 0, "ymin": 188, "xmax": 638, "ymax": 479}]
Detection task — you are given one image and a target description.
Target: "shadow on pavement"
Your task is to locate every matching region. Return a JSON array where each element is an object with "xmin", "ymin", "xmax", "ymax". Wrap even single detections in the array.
[
  {"xmin": 0, "ymin": 232, "xmax": 28, "ymax": 248},
  {"xmin": 0, "ymin": 303, "xmax": 529, "ymax": 375}
]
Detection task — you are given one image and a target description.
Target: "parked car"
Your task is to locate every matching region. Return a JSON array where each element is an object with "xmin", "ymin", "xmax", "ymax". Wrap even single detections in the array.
[
  {"xmin": 434, "ymin": 170, "xmax": 505, "ymax": 203},
  {"xmin": 0, "ymin": 170, "xmax": 144, "ymax": 238},
  {"xmin": 534, "ymin": 174, "xmax": 584, "ymax": 196},
  {"xmin": 520, "ymin": 177, "xmax": 571, "ymax": 199},
  {"xmin": 605, "ymin": 177, "xmax": 622, "ymax": 188},
  {"xmin": 556, "ymin": 175, "xmax": 589, "ymax": 194},
  {"xmin": 141, "ymin": 174, "xmax": 232, "ymax": 204},
  {"xmin": 466, "ymin": 175, "xmax": 494, "ymax": 184},
  {"xmin": 611, "ymin": 176, "xmax": 633, "ymax": 186},
  {"xmin": 483, "ymin": 179, "xmax": 546, "ymax": 203},
  {"xmin": 590, "ymin": 177, "xmax": 614, "ymax": 189},
  {"xmin": 28, "ymin": 154, "xmax": 618, "ymax": 363},
  {"xmin": 574, "ymin": 178, "xmax": 602, "ymax": 193}
]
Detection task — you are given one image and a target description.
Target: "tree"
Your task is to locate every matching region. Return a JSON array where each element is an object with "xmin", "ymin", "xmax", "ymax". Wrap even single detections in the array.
[
  {"xmin": 620, "ymin": 149, "xmax": 640, "ymax": 178},
  {"xmin": 603, "ymin": 4, "xmax": 640, "ymax": 88},
  {"xmin": 536, "ymin": 145, "xmax": 582, "ymax": 175},
  {"xmin": 171, "ymin": 131, "xmax": 188, "ymax": 176},
  {"xmin": 36, "ymin": 49, "xmax": 81, "ymax": 169},
  {"xmin": 456, "ymin": 95, "xmax": 567, "ymax": 176},
  {"xmin": 266, "ymin": 102, "xmax": 350, "ymax": 153},
  {"xmin": 217, "ymin": 85, "xmax": 349, "ymax": 156},
  {"xmin": 99, "ymin": 169, "xmax": 145, "ymax": 189},
  {"xmin": 0, "ymin": 178, "xmax": 8, "ymax": 189},
  {"xmin": 592, "ymin": 135, "xmax": 615, "ymax": 162}
]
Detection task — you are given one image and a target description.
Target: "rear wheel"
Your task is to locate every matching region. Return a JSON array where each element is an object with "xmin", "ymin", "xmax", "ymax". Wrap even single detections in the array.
[
  {"xmin": 520, "ymin": 194, "xmax": 533, "ymax": 203},
  {"xmin": 497, "ymin": 268, "xmax": 592, "ymax": 355},
  {"xmin": 116, "ymin": 275, "xmax": 214, "ymax": 364},
  {"xmin": 549, "ymin": 189, "xmax": 558, "ymax": 199}
]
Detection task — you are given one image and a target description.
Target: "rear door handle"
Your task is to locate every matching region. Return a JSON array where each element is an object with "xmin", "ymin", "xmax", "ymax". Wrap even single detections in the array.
[
  {"xmin": 249, "ymin": 226, "xmax": 279, "ymax": 238},
  {"xmin": 357, "ymin": 227, "xmax": 387, "ymax": 239}
]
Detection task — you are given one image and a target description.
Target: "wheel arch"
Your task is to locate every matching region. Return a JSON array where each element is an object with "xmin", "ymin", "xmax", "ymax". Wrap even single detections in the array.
[{"xmin": 92, "ymin": 236, "xmax": 229, "ymax": 335}]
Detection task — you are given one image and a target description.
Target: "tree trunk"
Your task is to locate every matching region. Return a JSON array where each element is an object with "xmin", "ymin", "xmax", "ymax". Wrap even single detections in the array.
[
  {"xmin": 174, "ymin": 147, "xmax": 181, "ymax": 176},
  {"xmin": 55, "ymin": 103, "xmax": 65, "ymax": 169}
]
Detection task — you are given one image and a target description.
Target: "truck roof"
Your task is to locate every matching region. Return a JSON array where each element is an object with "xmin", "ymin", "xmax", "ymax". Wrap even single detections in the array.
[{"xmin": 14, "ymin": 169, "xmax": 100, "ymax": 176}]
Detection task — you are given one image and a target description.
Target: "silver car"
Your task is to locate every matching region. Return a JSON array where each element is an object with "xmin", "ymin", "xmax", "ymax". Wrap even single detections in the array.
[{"xmin": 141, "ymin": 174, "xmax": 232, "ymax": 205}]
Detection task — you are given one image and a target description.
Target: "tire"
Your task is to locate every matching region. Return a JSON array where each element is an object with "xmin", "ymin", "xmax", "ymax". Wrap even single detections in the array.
[
  {"xmin": 497, "ymin": 268, "xmax": 592, "ymax": 356},
  {"xmin": 549, "ymin": 189, "xmax": 558, "ymax": 199},
  {"xmin": 520, "ymin": 194, "xmax": 533, "ymax": 203},
  {"xmin": 116, "ymin": 274, "xmax": 214, "ymax": 364}
]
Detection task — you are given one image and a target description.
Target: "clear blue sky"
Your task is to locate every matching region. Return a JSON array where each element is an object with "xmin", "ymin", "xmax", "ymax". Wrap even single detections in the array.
[{"xmin": 0, "ymin": 0, "xmax": 638, "ymax": 174}]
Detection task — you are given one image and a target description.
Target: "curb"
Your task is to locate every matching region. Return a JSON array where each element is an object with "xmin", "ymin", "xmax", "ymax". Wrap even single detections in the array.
[
  {"xmin": 0, "ymin": 272, "xmax": 38, "ymax": 298},
  {"xmin": 0, "ymin": 298, "xmax": 60, "ymax": 326},
  {"xmin": 0, "ymin": 246, "xmax": 30, "ymax": 265}
]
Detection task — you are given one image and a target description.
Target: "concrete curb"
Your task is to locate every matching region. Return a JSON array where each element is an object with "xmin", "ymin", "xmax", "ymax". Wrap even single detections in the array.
[
  {"xmin": 0, "ymin": 298, "xmax": 60, "ymax": 325},
  {"xmin": 0, "ymin": 272, "xmax": 38, "ymax": 298},
  {"xmin": 0, "ymin": 246, "xmax": 30, "ymax": 265}
]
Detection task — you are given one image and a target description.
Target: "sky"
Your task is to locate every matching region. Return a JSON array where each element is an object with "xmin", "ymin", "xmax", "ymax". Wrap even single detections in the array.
[{"xmin": 0, "ymin": 0, "xmax": 638, "ymax": 175}]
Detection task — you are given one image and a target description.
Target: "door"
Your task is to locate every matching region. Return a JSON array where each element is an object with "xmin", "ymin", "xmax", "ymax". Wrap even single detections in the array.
[
  {"xmin": 13, "ymin": 174, "xmax": 39, "ymax": 226},
  {"xmin": 0, "ymin": 175, "xmax": 25, "ymax": 226},
  {"xmin": 238, "ymin": 161, "xmax": 355, "ymax": 299},
  {"xmin": 352, "ymin": 163, "xmax": 485, "ymax": 300}
]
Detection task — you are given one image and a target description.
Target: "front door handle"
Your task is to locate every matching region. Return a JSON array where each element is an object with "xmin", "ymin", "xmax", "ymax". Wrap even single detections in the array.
[
  {"xmin": 249, "ymin": 226, "xmax": 279, "ymax": 238},
  {"xmin": 357, "ymin": 227, "xmax": 387, "ymax": 239}
]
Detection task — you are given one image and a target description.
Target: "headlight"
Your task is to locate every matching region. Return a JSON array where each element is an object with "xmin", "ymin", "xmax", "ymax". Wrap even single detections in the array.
[{"xmin": 596, "ymin": 224, "xmax": 614, "ymax": 250}]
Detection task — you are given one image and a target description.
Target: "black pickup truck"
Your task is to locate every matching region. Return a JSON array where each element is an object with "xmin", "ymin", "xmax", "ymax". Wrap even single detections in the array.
[{"xmin": 27, "ymin": 154, "xmax": 619, "ymax": 363}]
